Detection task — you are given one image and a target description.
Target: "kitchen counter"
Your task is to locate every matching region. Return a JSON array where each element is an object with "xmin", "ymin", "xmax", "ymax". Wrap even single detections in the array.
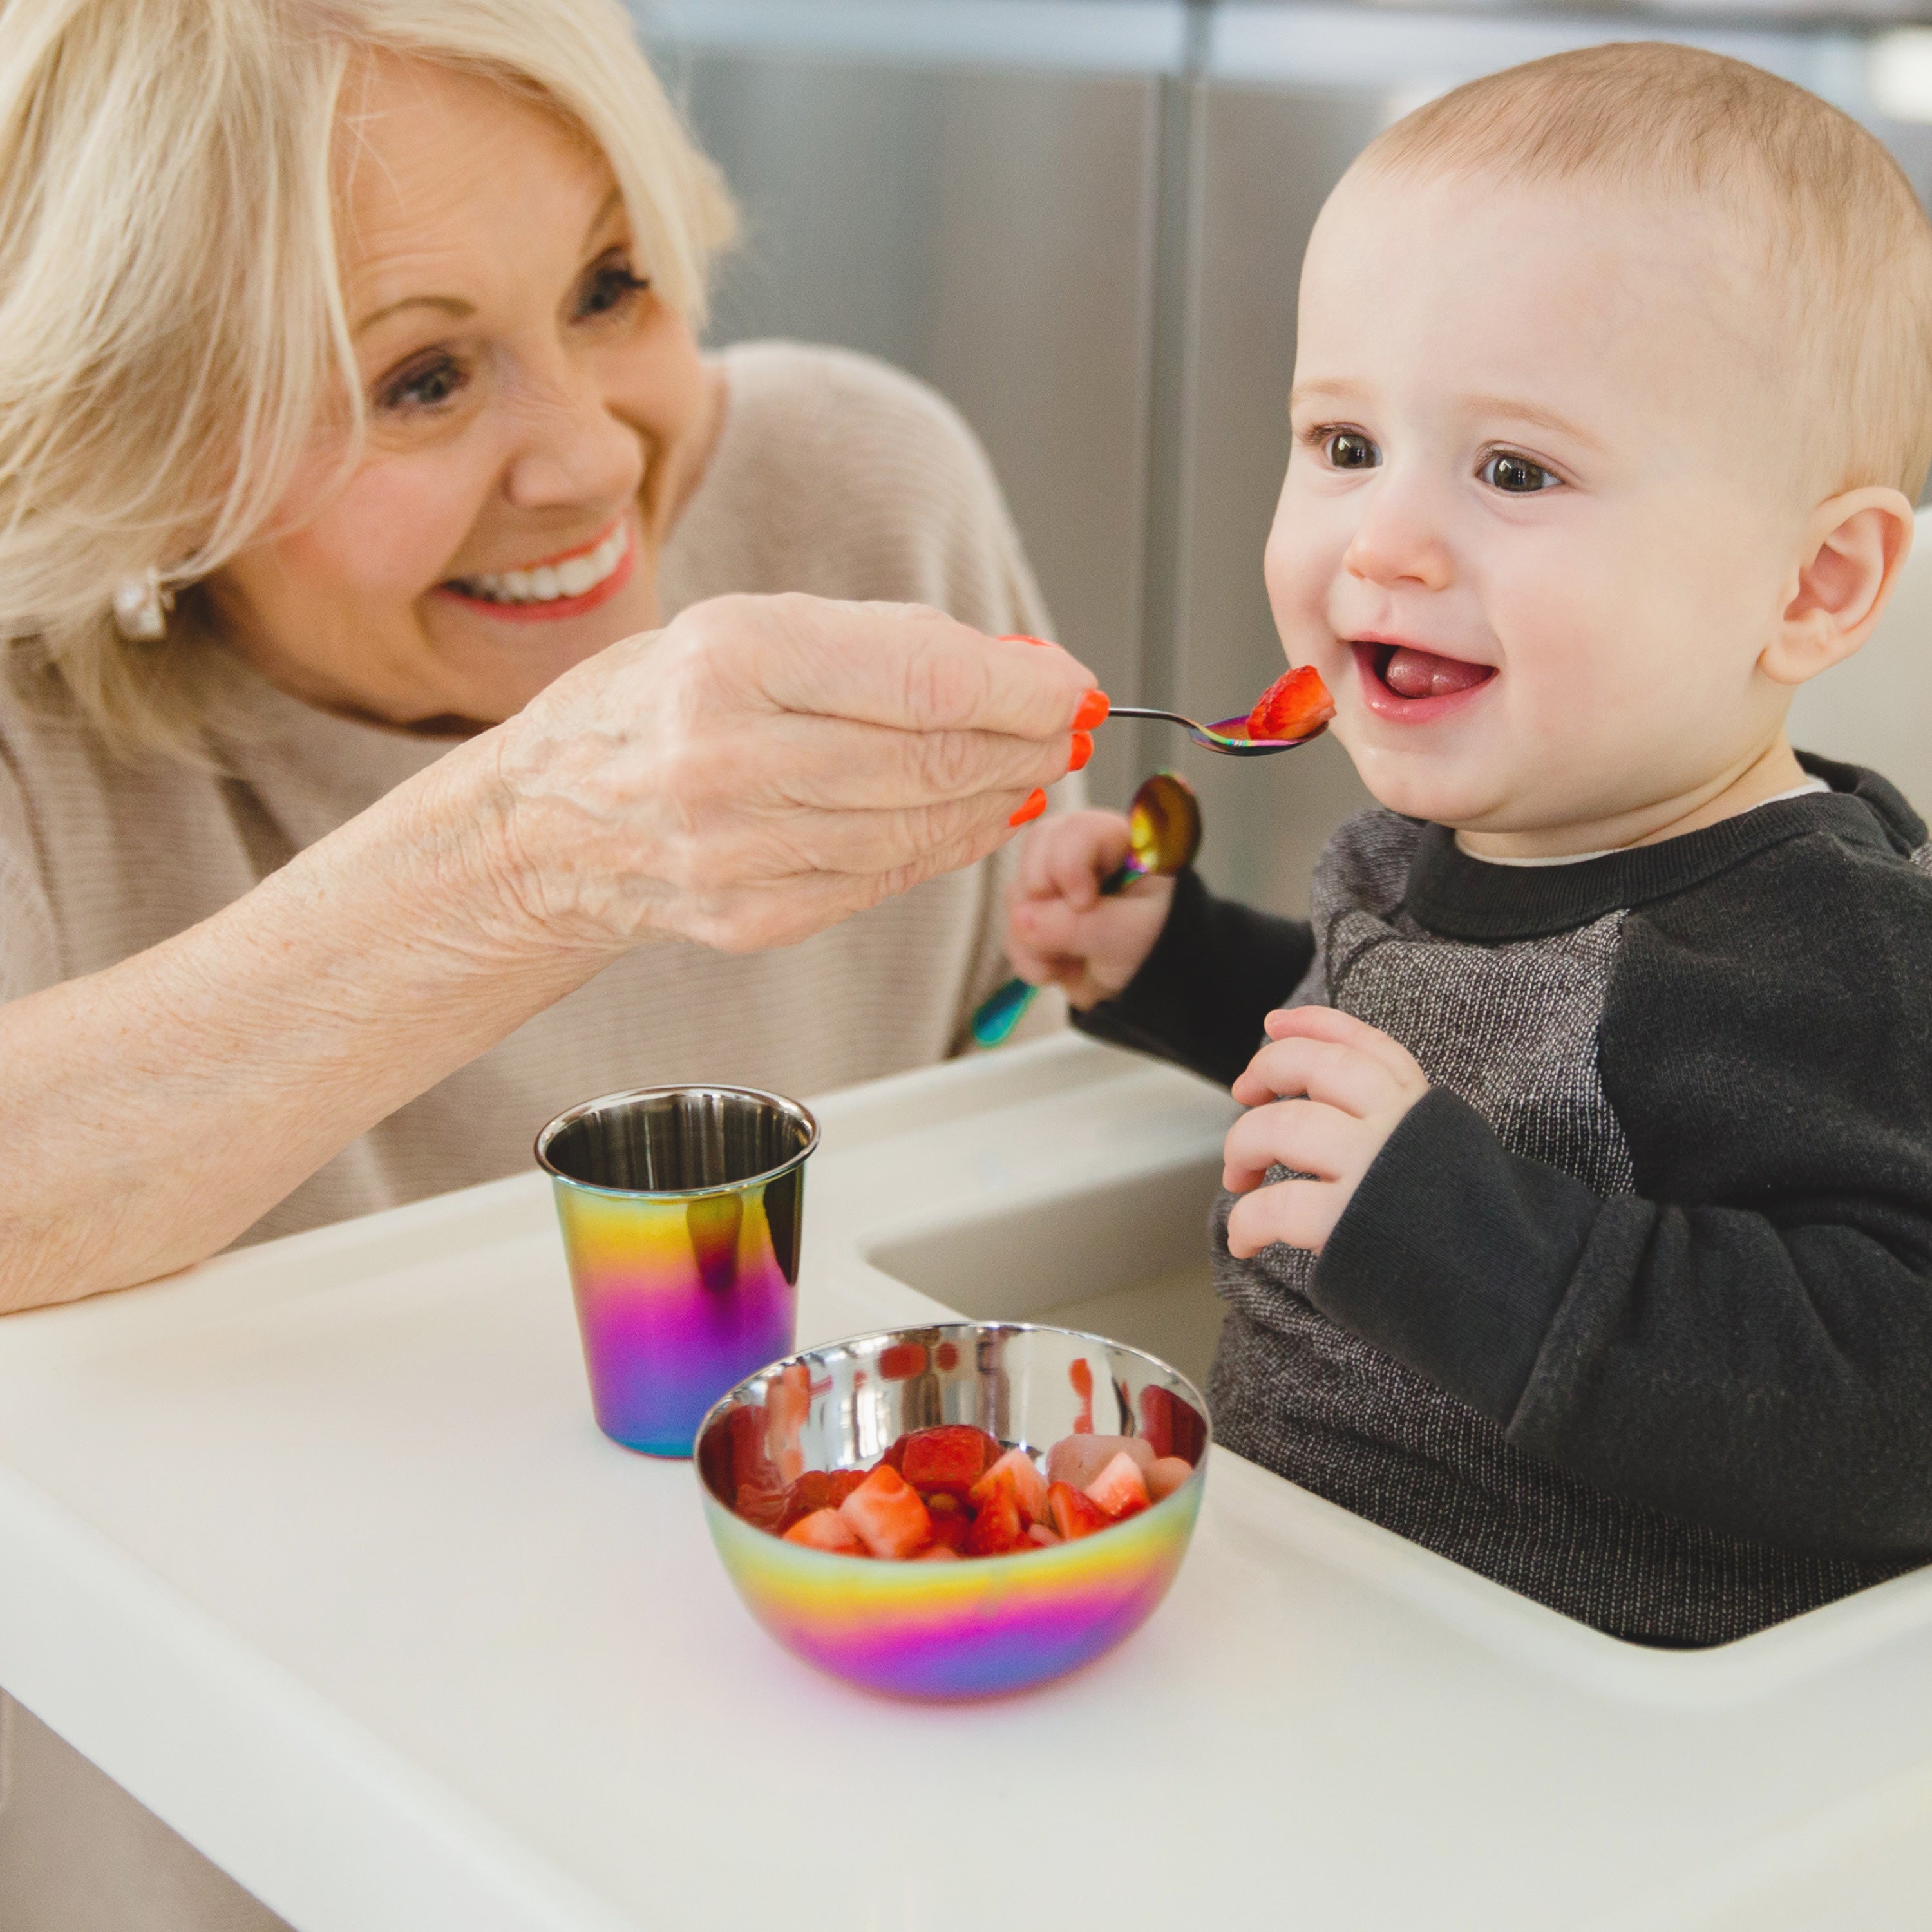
[{"xmin": 2, "ymin": 1032, "xmax": 1930, "ymax": 1930}]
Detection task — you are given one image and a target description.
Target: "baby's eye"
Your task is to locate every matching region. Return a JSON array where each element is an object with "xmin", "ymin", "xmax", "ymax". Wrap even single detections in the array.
[
  {"xmin": 377, "ymin": 352, "xmax": 468, "ymax": 414},
  {"xmin": 577, "ymin": 254, "xmax": 649, "ymax": 320},
  {"xmin": 1481, "ymin": 450, "xmax": 1560, "ymax": 494},
  {"xmin": 1325, "ymin": 431, "xmax": 1380, "ymax": 471}
]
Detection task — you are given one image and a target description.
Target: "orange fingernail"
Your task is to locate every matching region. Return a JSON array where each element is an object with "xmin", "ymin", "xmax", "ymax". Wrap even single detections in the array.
[
  {"xmin": 999, "ymin": 633, "xmax": 1054, "ymax": 648},
  {"xmin": 1068, "ymin": 730, "xmax": 1094, "ymax": 773},
  {"xmin": 1008, "ymin": 787, "xmax": 1048, "ymax": 827},
  {"xmin": 1072, "ymin": 689, "xmax": 1110, "ymax": 730}
]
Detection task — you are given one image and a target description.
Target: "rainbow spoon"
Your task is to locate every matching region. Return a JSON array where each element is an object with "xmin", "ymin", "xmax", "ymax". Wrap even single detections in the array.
[
  {"xmin": 971, "ymin": 770, "xmax": 1200, "ymax": 1048},
  {"xmin": 1106, "ymin": 703, "xmax": 1325, "ymax": 757}
]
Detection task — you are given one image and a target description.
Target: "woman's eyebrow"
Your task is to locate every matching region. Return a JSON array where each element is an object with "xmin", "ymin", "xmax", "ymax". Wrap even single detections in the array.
[{"xmin": 354, "ymin": 293, "xmax": 475, "ymax": 338}]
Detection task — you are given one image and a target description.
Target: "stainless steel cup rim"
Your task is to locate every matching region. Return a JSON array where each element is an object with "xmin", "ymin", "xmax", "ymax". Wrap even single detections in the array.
[{"xmin": 533, "ymin": 1083, "xmax": 820, "ymax": 1202}]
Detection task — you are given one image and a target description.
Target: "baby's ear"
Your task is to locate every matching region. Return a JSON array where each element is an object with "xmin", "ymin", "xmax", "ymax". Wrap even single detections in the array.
[{"xmin": 1766, "ymin": 488, "xmax": 1917, "ymax": 687}]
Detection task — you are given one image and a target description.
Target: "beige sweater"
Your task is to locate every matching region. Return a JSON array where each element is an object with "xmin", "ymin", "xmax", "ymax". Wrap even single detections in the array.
[{"xmin": 0, "ymin": 342, "xmax": 1061, "ymax": 1245}]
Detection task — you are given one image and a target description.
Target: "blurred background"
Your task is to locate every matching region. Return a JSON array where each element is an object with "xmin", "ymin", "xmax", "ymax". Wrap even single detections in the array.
[{"xmin": 635, "ymin": 0, "xmax": 1932, "ymax": 914}]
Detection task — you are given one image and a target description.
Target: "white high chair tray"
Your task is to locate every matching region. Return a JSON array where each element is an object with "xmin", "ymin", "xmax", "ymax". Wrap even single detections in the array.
[{"xmin": 0, "ymin": 1033, "xmax": 1928, "ymax": 1931}]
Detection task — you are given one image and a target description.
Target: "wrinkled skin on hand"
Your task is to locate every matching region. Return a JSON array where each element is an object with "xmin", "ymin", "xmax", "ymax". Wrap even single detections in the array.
[{"xmin": 466, "ymin": 592, "xmax": 1097, "ymax": 960}]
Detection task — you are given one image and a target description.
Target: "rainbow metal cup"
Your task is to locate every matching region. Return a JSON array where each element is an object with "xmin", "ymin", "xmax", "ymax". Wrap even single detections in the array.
[
  {"xmin": 696, "ymin": 1323, "xmax": 1210, "ymax": 1700},
  {"xmin": 537, "ymin": 1085, "xmax": 819, "ymax": 1458}
]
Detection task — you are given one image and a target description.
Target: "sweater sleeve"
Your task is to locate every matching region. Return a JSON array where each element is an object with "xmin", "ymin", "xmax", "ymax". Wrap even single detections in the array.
[
  {"xmin": 1307, "ymin": 833, "xmax": 1932, "ymax": 1560},
  {"xmin": 1072, "ymin": 868, "xmax": 1315, "ymax": 1089},
  {"xmin": 0, "ymin": 737, "xmax": 58, "ymax": 1005}
]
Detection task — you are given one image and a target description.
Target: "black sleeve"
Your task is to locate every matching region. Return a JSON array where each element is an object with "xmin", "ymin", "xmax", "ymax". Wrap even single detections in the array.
[
  {"xmin": 1307, "ymin": 833, "xmax": 1932, "ymax": 1561},
  {"xmin": 1071, "ymin": 867, "xmax": 1315, "ymax": 1090}
]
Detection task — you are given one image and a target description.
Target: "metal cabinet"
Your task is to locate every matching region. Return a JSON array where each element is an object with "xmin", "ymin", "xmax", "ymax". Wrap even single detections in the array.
[{"xmin": 654, "ymin": 33, "xmax": 1166, "ymax": 806}]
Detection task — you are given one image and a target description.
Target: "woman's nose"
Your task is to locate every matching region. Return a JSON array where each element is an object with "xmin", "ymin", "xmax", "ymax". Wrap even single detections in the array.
[
  {"xmin": 502, "ymin": 373, "xmax": 644, "ymax": 513},
  {"xmin": 1341, "ymin": 478, "xmax": 1455, "ymax": 592}
]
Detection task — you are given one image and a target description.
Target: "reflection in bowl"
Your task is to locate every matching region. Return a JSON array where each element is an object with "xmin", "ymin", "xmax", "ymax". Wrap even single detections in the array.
[{"xmin": 695, "ymin": 1323, "xmax": 1210, "ymax": 1700}]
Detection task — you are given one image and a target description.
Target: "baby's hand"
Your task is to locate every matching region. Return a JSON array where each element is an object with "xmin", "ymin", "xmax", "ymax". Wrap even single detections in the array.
[
  {"xmin": 1222, "ymin": 1007, "xmax": 1429, "ymax": 1257},
  {"xmin": 1004, "ymin": 810, "xmax": 1175, "ymax": 1010}
]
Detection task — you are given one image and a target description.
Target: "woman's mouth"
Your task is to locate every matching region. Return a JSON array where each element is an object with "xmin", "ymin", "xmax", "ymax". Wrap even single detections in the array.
[
  {"xmin": 437, "ymin": 520, "xmax": 636, "ymax": 623},
  {"xmin": 1352, "ymin": 639, "xmax": 1496, "ymax": 723}
]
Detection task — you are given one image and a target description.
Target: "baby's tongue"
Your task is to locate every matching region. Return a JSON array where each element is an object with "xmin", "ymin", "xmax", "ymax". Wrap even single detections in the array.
[{"xmin": 1383, "ymin": 645, "xmax": 1490, "ymax": 701}]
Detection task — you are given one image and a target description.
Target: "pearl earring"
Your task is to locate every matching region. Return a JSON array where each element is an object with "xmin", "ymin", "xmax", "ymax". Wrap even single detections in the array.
[{"xmin": 111, "ymin": 567, "xmax": 172, "ymax": 643}]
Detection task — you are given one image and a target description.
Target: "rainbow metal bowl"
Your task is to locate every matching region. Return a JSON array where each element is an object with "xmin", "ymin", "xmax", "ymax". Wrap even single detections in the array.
[{"xmin": 695, "ymin": 1322, "xmax": 1210, "ymax": 1700}]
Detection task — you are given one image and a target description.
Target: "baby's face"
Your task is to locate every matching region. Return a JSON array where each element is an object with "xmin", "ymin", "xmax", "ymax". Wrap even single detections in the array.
[{"xmin": 1266, "ymin": 169, "xmax": 1812, "ymax": 845}]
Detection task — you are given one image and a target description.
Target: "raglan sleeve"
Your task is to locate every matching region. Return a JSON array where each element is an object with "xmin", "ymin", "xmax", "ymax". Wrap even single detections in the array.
[
  {"xmin": 1072, "ymin": 867, "xmax": 1316, "ymax": 1090},
  {"xmin": 1303, "ymin": 837, "xmax": 1932, "ymax": 1559}
]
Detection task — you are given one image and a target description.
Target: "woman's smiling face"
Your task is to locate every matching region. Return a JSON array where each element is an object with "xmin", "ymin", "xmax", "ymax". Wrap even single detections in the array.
[{"xmin": 207, "ymin": 53, "xmax": 721, "ymax": 729}]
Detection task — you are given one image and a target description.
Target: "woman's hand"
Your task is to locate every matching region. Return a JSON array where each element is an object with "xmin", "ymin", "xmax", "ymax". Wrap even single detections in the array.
[
  {"xmin": 1222, "ymin": 1006, "xmax": 1430, "ymax": 1257},
  {"xmin": 462, "ymin": 594, "xmax": 1099, "ymax": 960},
  {"xmin": 1002, "ymin": 810, "xmax": 1174, "ymax": 1010},
  {"xmin": 0, "ymin": 594, "xmax": 1098, "ymax": 1311}
]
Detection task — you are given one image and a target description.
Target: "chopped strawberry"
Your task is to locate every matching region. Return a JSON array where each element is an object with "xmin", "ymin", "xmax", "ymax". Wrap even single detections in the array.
[
  {"xmin": 963, "ymin": 1479, "xmax": 1027, "ymax": 1557},
  {"xmin": 1146, "ymin": 1456, "xmax": 1195, "ymax": 1502},
  {"xmin": 972, "ymin": 1447, "xmax": 1049, "ymax": 1526},
  {"xmin": 839, "ymin": 1464, "xmax": 934, "ymax": 1559},
  {"xmin": 1046, "ymin": 1434, "xmax": 1155, "ymax": 1493},
  {"xmin": 878, "ymin": 1433, "xmax": 911, "ymax": 1473},
  {"xmin": 1048, "ymin": 1481, "xmax": 1108, "ymax": 1541},
  {"xmin": 927, "ymin": 1509, "xmax": 972, "ymax": 1553},
  {"xmin": 772, "ymin": 1468, "xmax": 869, "ymax": 1533},
  {"xmin": 1085, "ymin": 1450, "xmax": 1150, "ymax": 1520},
  {"xmin": 901, "ymin": 1424, "xmax": 996, "ymax": 1498},
  {"xmin": 1028, "ymin": 1522, "xmax": 1063, "ymax": 1547},
  {"xmin": 1247, "ymin": 665, "xmax": 1336, "ymax": 743},
  {"xmin": 916, "ymin": 1544, "xmax": 961, "ymax": 1562},
  {"xmin": 784, "ymin": 1508, "xmax": 866, "ymax": 1555}
]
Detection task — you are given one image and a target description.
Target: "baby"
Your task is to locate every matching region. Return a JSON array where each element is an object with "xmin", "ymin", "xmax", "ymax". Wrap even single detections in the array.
[{"xmin": 1009, "ymin": 41, "xmax": 1932, "ymax": 1645}]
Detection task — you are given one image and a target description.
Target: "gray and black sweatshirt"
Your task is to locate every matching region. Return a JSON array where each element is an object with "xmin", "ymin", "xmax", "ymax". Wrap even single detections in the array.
[{"xmin": 1075, "ymin": 755, "xmax": 1932, "ymax": 1645}]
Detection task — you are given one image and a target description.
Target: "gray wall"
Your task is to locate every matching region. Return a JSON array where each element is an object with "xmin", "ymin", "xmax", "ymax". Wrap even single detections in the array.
[{"xmin": 642, "ymin": 0, "xmax": 1932, "ymax": 912}]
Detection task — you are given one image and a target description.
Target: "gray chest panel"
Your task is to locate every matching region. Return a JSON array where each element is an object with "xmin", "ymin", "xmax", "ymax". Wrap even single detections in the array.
[{"xmin": 1312, "ymin": 814, "xmax": 1635, "ymax": 1200}]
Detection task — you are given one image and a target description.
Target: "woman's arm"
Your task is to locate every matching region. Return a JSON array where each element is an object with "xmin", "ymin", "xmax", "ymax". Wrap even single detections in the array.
[{"xmin": 0, "ymin": 594, "xmax": 1094, "ymax": 1310}]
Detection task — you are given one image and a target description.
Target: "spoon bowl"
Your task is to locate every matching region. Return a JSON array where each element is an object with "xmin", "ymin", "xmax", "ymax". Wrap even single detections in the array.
[{"xmin": 1108, "ymin": 705, "xmax": 1325, "ymax": 757}]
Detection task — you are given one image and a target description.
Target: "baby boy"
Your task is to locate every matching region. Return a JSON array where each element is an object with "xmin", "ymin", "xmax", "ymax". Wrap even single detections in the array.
[{"xmin": 1008, "ymin": 42, "xmax": 1932, "ymax": 1645}]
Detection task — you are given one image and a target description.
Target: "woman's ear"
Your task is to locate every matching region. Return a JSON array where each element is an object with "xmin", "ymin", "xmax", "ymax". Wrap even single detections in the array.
[{"xmin": 1765, "ymin": 487, "xmax": 1917, "ymax": 687}]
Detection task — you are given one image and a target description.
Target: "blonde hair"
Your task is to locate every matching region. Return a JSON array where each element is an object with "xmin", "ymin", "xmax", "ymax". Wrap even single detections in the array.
[
  {"xmin": 0, "ymin": 0, "xmax": 736, "ymax": 759},
  {"xmin": 1356, "ymin": 42, "xmax": 1932, "ymax": 502}
]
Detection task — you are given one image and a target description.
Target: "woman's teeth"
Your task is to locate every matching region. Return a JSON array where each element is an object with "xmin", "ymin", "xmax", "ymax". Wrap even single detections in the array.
[{"xmin": 449, "ymin": 527, "xmax": 627, "ymax": 605}]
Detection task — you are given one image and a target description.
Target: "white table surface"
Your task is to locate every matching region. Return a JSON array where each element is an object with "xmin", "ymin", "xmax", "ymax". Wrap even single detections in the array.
[{"xmin": 3, "ymin": 1034, "xmax": 1932, "ymax": 1931}]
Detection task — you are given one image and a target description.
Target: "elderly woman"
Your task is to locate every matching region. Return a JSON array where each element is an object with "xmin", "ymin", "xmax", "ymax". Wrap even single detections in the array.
[{"xmin": 0, "ymin": 0, "xmax": 1102, "ymax": 1325}]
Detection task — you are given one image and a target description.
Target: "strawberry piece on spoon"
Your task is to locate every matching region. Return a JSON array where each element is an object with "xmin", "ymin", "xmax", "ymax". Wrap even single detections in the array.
[{"xmin": 1247, "ymin": 665, "xmax": 1336, "ymax": 743}]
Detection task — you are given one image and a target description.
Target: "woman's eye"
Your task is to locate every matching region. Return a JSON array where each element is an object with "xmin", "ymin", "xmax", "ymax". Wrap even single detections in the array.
[
  {"xmin": 578, "ymin": 257, "xmax": 649, "ymax": 319},
  {"xmin": 1482, "ymin": 451, "xmax": 1560, "ymax": 493},
  {"xmin": 378, "ymin": 353, "xmax": 467, "ymax": 414},
  {"xmin": 1325, "ymin": 430, "xmax": 1380, "ymax": 471}
]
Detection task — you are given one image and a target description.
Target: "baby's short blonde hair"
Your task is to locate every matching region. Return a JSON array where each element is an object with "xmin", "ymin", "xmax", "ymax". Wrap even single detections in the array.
[
  {"xmin": 0, "ymin": 0, "xmax": 736, "ymax": 759},
  {"xmin": 1358, "ymin": 42, "xmax": 1932, "ymax": 504}
]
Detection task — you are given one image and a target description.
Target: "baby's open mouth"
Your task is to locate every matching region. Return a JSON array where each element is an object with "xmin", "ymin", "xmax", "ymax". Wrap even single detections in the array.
[{"xmin": 1354, "ymin": 640, "xmax": 1497, "ymax": 706}]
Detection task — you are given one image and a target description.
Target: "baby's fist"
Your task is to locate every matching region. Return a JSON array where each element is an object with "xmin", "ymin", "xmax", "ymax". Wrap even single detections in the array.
[
  {"xmin": 1004, "ymin": 809, "xmax": 1174, "ymax": 1010},
  {"xmin": 1223, "ymin": 1006, "xmax": 1429, "ymax": 1256}
]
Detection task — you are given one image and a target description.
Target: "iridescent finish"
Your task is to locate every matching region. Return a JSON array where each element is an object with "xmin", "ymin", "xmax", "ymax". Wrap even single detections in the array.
[
  {"xmin": 538, "ymin": 1086, "xmax": 818, "ymax": 1459},
  {"xmin": 696, "ymin": 1323, "xmax": 1210, "ymax": 1700},
  {"xmin": 1108, "ymin": 704, "xmax": 1325, "ymax": 757},
  {"xmin": 969, "ymin": 772, "xmax": 1202, "ymax": 1048}
]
